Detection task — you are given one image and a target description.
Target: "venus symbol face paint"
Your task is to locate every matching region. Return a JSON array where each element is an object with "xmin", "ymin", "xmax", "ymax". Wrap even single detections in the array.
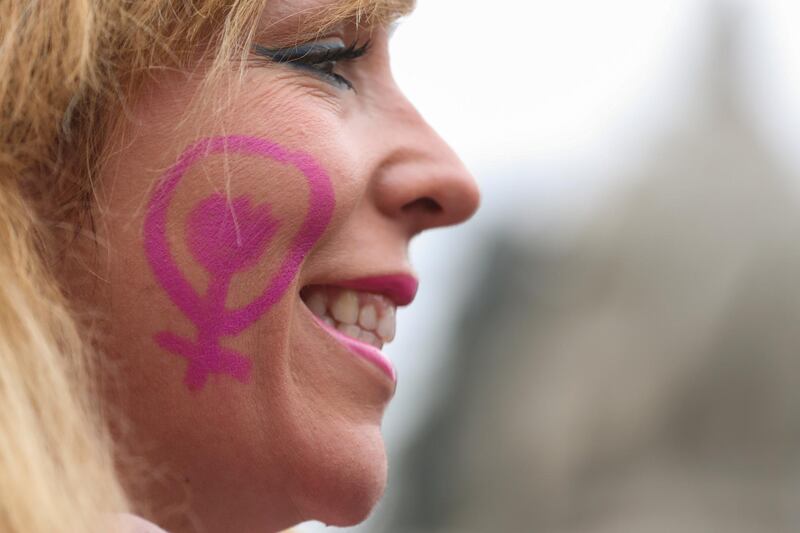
[{"xmin": 143, "ymin": 136, "xmax": 334, "ymax": 391}]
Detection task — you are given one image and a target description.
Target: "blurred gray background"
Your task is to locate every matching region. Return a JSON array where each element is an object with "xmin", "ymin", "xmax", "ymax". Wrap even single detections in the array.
[{"xmin": 303, "ymin": 0, "xmax": 800, "ymax": 531}]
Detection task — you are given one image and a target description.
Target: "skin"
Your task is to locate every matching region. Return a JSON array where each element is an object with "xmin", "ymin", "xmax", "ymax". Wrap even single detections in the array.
[{"xmin": 79, "ymin": 1, "xmax": 479, "ymax": 532}]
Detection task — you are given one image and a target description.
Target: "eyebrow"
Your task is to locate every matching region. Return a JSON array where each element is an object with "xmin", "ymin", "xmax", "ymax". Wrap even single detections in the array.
[
  {"xmin": 263, "ymin": 0, "xmax": 417, "ymax": 45},
  {"xmin": 318, "ymin": 0, "xmax": 417, "ymax": 27}
]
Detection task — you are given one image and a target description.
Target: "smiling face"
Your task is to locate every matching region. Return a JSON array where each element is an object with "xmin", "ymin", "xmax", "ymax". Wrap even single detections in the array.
[{"xmin": 83, "ymin": 1, "xmax": 479, "ymax": 531}]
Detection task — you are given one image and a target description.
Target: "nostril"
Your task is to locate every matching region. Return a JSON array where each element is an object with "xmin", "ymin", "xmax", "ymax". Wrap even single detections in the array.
[{"xmin": 402, "ymin": 197, "xmax": 442, "ymax": 216}]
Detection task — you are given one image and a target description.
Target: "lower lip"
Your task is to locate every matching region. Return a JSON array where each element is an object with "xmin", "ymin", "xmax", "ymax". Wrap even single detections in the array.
[{"xmin": 310, "ymin": 316, "xmax": 397, "ymax": 383}]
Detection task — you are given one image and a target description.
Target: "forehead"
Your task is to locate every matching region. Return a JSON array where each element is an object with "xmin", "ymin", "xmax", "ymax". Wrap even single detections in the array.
[{"xmin": 260, "ymin": 0, "xmax": 416, "ymax": 41}]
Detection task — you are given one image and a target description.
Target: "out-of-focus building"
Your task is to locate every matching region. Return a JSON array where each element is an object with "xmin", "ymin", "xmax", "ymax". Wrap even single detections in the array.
[{"xmin": 381, "ymin": 6, "xmax": 800, "ymax": 533}]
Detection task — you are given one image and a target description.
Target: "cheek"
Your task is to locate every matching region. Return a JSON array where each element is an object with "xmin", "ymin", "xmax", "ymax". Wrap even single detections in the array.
[
  {"xmin": 98, "ymin": 75, "xmax": 359, "ymax": 401},
  {"xmin": 136, "ymin": 136, "xmax": 336, "ymax": 391}
]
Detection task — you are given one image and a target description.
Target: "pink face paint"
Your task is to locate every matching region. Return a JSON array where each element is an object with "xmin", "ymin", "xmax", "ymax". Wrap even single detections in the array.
[{"xmin": 143, "ymin": 136, "xmax": 335, "ymax": 391}]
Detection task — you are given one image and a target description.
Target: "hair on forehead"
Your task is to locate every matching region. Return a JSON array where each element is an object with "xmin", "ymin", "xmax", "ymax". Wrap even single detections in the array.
[
  {"xmin": 304, "ymin": 0, "xmax": 416, "ymax": 34},
  {"xmin": 329, "ymin": 0, "xmax": 416, "ymax": 22}
]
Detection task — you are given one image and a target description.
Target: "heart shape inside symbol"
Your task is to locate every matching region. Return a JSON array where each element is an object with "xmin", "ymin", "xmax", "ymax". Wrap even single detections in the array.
[{"xmin": 186, "ymin": 194, "xmax": 281, "ymax": 276}]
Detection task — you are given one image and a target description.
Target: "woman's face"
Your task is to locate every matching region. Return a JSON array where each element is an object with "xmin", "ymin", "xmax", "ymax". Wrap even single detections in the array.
[{"xmin": 87, "ymin": 1, "xmax": 478, "ymax": 531}]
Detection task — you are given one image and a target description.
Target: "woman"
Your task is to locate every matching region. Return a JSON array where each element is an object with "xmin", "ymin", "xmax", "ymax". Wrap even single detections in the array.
[{"xmin": 0, "ymin": 0, "xmax": 479, "ymax": 532}]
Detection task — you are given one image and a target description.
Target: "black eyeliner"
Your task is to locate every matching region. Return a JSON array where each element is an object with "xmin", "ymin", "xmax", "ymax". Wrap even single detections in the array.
[
  {"xmin": 253, "ymin": 41, "xmax": 370, "ymax": 63},
  {"xmin": 251, "ymin": 40, "xmax": 371, "ymax": 91}
]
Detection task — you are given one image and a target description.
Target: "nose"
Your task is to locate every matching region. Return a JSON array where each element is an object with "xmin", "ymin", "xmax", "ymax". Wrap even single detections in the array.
[{"xmin": 370, "ymin": 96, "xmax": 481, "ymax": 237}]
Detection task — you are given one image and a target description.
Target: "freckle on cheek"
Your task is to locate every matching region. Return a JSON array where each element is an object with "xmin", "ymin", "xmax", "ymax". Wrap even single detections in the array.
[{"xmin": 142, "ymin": 136, "xmax": 335, "ymax": 391}]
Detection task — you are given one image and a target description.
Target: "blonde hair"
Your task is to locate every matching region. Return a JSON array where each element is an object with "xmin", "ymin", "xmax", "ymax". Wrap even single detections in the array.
[{"xmin": 0, "ymin": 1, "xmax": 413, "ymax": 532}]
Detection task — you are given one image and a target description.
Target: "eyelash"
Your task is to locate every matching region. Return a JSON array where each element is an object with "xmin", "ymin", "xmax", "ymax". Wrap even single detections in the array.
[{"xmin": 252, "ymin": 40, "xmax": 371, "ymax": 91}]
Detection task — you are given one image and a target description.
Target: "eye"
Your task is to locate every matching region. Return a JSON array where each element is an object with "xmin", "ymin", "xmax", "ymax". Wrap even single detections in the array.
[{"xmin": 252, "ymin": 39, "xmax": 371, "ymax": 91}]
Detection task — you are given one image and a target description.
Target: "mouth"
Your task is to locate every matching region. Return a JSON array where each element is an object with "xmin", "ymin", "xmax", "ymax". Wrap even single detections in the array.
[{"xmin": 299, "ymin": 275, "xmax": 418, "ymax": 383}]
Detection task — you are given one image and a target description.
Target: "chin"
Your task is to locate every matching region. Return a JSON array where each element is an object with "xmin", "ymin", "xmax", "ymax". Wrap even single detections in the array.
[{"xmin": 288, "ymin": 425, "xmax": 389, "ymax": 528}]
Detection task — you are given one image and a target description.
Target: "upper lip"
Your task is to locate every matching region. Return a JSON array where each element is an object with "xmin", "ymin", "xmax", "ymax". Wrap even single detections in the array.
[{"xmin": 305, "ymin": 273, "xmax": 419, "ymax": 307}]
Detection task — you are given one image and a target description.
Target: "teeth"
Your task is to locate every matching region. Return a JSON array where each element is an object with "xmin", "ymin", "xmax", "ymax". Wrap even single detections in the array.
[
  {"xmin": 359, "ymin": 331, "xmax": 382, "ymax": 349},
  {"xmin": 302, "ymin": 286, "xmax": 398, "ymax": 347},
  {"xmin": 377, "ymin": 307, "xmax": 396, "ymax": 342},
  {"xmin": 331, "ymin": 290, "xmax": 359, "ymax": 325},
  {"xmin": 337, "ymin": 323, "xmax": 362, "ymax": 339},
  {"xmin": 358, "ymin": 305, "xmax": 378, "ymax": 330},
  {"xmin": 307, "ymin": 291, "xmax": 328, "ymax": 318}
]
